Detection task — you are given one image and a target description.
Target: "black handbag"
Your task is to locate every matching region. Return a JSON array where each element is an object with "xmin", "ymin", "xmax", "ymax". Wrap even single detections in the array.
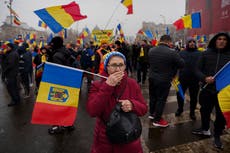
[{"xmin": 106, "ymin": 102, "xmax": 142, "ymax": 144}]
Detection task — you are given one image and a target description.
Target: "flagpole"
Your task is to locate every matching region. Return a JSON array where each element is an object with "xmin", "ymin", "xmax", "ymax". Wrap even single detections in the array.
[
  {"xmin": 83, "ymin": 69, "xmax": 108, "ymax": 79},
  {"xmin": 202, "ymin": 61, "xmax": 230, "ymax": 89},
  {"xmin": 104, "ymin": 2, "xmax": 120, "ymax": 30},
  {"xmin": 45, "ymin": 62, "xmax": 108, "ymax": 79}
]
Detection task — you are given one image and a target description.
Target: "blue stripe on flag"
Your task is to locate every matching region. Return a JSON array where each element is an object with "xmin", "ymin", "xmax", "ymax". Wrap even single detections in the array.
[
  {"xmin": 191, "ymin": 12, "xmax": 201, "ymax": 28},
  {"xmin": 215, "ymin": 62, "xmax": 230, "ymax": 91},
  {"xmin": 34, "ymin": 9, "xmax": 63, "ymax": 33},
  {"xmin": 42, "ymin": 63, "xmax": 83, "ymax": 88}
]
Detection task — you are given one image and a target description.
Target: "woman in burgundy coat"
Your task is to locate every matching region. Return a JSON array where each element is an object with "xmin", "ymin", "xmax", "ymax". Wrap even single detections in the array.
[{"xmin": 87, "ymin": 52, "xmax": 147, "ymax": 153}]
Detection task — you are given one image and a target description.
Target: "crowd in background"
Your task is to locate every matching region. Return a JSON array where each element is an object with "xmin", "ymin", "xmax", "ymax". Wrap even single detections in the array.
[{"xmin": 0, "ymin": 32, "xmax": 230, "ymax": 150}]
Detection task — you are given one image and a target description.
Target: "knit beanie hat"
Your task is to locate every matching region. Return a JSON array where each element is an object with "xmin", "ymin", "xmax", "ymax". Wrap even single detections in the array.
[{"xmin": 104, "ymin": 51, "xmax": 126, "ymax": 72}]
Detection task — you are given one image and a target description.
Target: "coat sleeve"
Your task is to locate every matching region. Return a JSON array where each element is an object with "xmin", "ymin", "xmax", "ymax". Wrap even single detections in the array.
[
  {"xmin": 86, "ymin": 81, "xmax": 115, "ymax": 117},
  {"xmin": 173, "ymin": 51, "xmax": 185, "ymax": 69},
  {"xmin": 128, "ymin": 80, "xmax": 147, "ymax": 116},
  {"xmin": 195, "ymin": 53, "xmax": 206, "ymax": 82}
]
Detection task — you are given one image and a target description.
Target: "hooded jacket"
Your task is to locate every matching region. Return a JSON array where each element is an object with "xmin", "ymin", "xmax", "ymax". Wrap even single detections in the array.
[
  {"xmin": 86, "ymin": 71, "xmax": 147, "ymax": 153},
  {"xmin": 195, "ymin": 32, "xmax": 230, "ymax": 91}
]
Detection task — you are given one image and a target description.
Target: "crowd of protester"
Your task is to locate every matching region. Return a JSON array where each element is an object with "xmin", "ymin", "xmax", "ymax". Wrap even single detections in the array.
[{"xmin": 0, "ymin": 32, "xmax": 229, "ymax": 150}]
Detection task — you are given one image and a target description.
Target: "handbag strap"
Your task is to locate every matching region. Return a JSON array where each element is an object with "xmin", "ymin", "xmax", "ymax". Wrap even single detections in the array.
[
  {"xmin": 113, "ymin": 79, "xmax": 127, "ymax": 101},
  {"xmin": 101, "ymin": 78, "xmax": 127, "ymax": 124}
]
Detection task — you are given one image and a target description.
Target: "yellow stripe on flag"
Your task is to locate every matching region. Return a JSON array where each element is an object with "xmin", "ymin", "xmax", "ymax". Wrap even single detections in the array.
[
  {"xmin": 46, "ymin": 6, "xmax": 74, "ymax": 28},
  {"xmin": 123, "ymin": 0, "xmax": 132, "ymax": 6},
  {"xmin": 36, "ymin": 82, "xmax": 80, "ymax": 107},
  {"xmin": 218, "ymin": 85, "xmax": 230, "ymax": 112},
  {"xmin": 182, "ymin": 15, "xmax": 192, "ymax": 28}
]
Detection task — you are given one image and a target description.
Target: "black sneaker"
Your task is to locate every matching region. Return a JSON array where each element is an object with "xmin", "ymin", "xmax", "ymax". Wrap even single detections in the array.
[
  {"xmin": 214, "ymin": 136, "xmax": 223, "ymax": 149},
  {"xmin": 48, "ymin": 126, "xmax": 64, "ymax": 134},
  {"xmin": 190, "ymin": 114, "xmax": 196, "ymax": 120},
  {"xmin": 192, "ymin": 128, "xmax": 211, "ymax": 136},
  {"xmin": 64, "ymin": 125, "xmax": 75, "ymax": 132},
  {"xmin": 175, "ymin": 110, "xmax": 183, "ymax": 117}
]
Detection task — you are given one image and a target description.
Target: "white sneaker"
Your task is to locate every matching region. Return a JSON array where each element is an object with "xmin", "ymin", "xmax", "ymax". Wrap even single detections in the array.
[{"xmin": 192, "ymin": 128, "xmax": 211, "ymax": 136}]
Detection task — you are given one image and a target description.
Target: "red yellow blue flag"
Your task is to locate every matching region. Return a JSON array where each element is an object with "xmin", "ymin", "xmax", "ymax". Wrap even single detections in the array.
[
  {"xmin": 31, "ymin": 62, "xmax": 83, "ymax": 126},
  {"xmin": 121, "ymin": 0, "xmax": 133, "ymax": 15},
  {"xmin": 216, "ymin": 61, "xmax": 230, "ymax": 128},
  {"xmin": 34, "ymin": 1, "xmax": 87, "ymax": 33},
  {"xmin": 38, "ymin": 20, "xmax": 47, "ymax": 29},
  {"xmin": 173, "ymin": 12, "xmax": 201, "ymax": 30}
]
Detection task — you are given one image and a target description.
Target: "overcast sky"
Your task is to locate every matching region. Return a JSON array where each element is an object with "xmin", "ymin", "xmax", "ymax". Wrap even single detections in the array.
[{"xmin": 0, "ymin": 0, "xmax": 185, "ymax": 36}]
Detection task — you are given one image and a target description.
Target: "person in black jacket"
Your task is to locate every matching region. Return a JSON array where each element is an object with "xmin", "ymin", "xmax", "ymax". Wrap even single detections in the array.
[
  {"xmin": 175, "ymin": 37, "xmax": 201, "ymax": 120},
  {"xmin": 148, "ymin": 35, "xmax": 184, "ymax": 127},
  {"xmin": 17, "ymin": 42, "xmax": 33, "ymax": 98},
  {"xmin": 137, "ymin": 40, "xmax": 150, "ymax": 85},
  {"xmin": 192, "ymin": 32, "xmax": 230, "ymax": 149},
  {"xmin": 3, "ymin": 43, "xmax": 21, "ymax": 106}
]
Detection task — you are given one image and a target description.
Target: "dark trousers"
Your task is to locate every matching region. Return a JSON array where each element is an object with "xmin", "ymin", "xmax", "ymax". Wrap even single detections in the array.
[
  {"xmin": 137, "ymin": 62, "xmax": 148, "ymax": 84},
  {"xmin": 176, "ymin": 79, "xmax": 199, "ymax": 115},
  {"xmin": 199, "ymin": 89, "xmax": 226, "ymax": 136},
  {"xmin": 149, "ymin": 78, "xmax": 171, "ymax": 121},
  {"xmin": 20, "ymin": 72, "xmax": 30, "ymax": 95},
  {"xmin": 6, "ymin": 76, "xmax": 20, "ymax": 104}
]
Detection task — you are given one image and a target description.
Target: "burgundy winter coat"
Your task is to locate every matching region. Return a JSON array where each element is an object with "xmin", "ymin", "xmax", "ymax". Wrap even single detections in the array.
[{"xmin": 87, "ymin": 72, "xmax": 147, "ymax": 153}]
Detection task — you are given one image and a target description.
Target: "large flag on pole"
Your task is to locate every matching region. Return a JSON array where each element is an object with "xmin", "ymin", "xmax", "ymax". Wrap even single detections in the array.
[
  {"xmin": 34, "ymin": 1, "xmax": 87, "ymax": 33},
  {"xmin": 215, "ymin": 61, "xmax": 230, "ymax": 128},
  {"xmin": 31, "ymin": 62, "xmax": 83, "ymax": 126},
  {"xmin": 173, "ymin": 12, "xmax": 201, "ymax": 30},
  {"xmin": 121, "ymin": 0, "xmax": 133, "ymax": 14}
]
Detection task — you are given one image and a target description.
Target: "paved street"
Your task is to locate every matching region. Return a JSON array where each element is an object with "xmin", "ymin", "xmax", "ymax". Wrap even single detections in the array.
[{"xmin": 0, "ymin": 74, "xmax": 229, "ymax": 153}]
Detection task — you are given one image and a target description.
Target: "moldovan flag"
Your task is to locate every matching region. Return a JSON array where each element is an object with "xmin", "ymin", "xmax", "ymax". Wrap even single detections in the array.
[
  {"xmin": 216, "ymin": 61, "xmax": 230, "ymax": 128},
  {"xmin": 34, "ymin": 1, "xmax": 87, "ymax": 33},
  {"xmin": 31, "ymin": 62, "xmax": 83, "ymax": 126}
]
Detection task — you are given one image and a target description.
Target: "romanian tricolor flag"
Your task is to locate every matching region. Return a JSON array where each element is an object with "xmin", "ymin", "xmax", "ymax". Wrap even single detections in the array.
[
  {"xmin": 172, "ymin": 76, "xmax": 184, "ymax": 101},
  {"xmin": 38, "ymin": 20, "xmax": 47, "ymax": 29},
  {"xmin": 121, "ymin": 0, "xmax": 133, "ymax": 15},
  {"xmin": 216, "ymin": 61, "xmax": 230, "ymax": 128},
  {"xmin": 34, "ymin": 1, "xmax": 87, "ymax": 33},
  {"xmin": 31, "ymin": 62, "xmax": 83, "ymax": 126},
  {"xmin": 173, "ymin": 12, "xmax": 201, "ymax": 30},
  {"xmin": 13, "ymin": 16, "xmax": 21, "ymax": 25},
  {"xmin": 36, "ymin": 63, "xmax": 44, "ymax": 78}
]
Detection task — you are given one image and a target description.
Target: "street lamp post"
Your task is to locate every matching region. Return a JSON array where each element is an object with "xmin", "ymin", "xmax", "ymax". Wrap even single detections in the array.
[{"xmin": 160, "ymin": 14, "xmax": 166, "ymax": 36}]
